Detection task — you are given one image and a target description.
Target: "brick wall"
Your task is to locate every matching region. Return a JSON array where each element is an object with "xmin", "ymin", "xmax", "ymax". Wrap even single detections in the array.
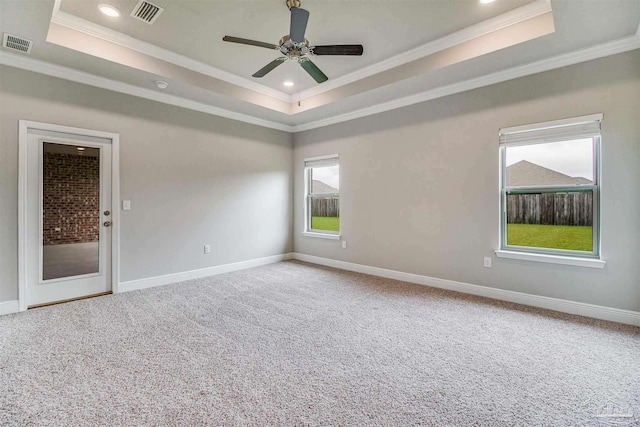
[{"xmin": 43, "ymin": 152, "xmax": 100, "ymax": 245}]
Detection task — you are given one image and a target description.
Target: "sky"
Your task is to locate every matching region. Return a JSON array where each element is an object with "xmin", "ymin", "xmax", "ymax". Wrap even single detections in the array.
[
  {"xmin": 312, "ymin": 165, "xmax": 339, "ymax": 189},
  {"xmin": 506, "ymin": 138, "xmax": 594, "ymax": 180}
]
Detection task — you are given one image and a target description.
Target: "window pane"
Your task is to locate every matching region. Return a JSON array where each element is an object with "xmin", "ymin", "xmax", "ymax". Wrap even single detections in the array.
[
  {"xmin": 311, "ymin": 165, "xmax": 339, "ymax": 193},
  {"xmin": 311, "ymin": 200, "xmax": 339, "ymax": 232},
  {"xmin": 42, "ymin": 142, "xmax": 100, "ymax": 280},
  {"xmin": 310, "ymin": 165, "xmax": 339, "ymax": 232},
  {"xmin": 506, "ymin": 190, "xmax": 593, "ymax": 252},
  {"xmin": 506, "ymin": 138, "xmax": 593, "ymax": 187}
]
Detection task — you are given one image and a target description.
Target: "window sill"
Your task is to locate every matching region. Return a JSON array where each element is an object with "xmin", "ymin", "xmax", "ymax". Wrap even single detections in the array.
[
  {"xmin": 494, "ymin": 250, "xmax": 606, "ymax": 269},
  {"xmin": 303, "ymin": 232, "xmax": 341, "ymax": 240}
]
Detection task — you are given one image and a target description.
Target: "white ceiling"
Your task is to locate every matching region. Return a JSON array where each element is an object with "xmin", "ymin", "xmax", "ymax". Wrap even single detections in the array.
[{"xmin": 0, "ymin": 0, "xmax": 639, "ymax": 132}]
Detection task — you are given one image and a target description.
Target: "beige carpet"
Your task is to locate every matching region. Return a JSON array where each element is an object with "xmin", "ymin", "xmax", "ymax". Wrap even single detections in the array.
[{"xmin": 1, "ymin": 261, "xmax": 639, "ymax": 426}]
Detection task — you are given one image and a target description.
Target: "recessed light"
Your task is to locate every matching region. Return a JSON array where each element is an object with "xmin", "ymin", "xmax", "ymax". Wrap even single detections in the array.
[
  {"xmin": 98, "ymin": 4, "xmax": 121, "ymax": 17},
  {"xmin": 479, "ymin": 0, "xmax": 496, "ymax": 4},
  {"xmin": 76, "ymin": 147, "xmax": 86, "ymax": 151},
  {"xmin": 283, "ymin": 81, "xmax": 294, "ymax": 87},
  {"xmin": 155, "ymin": 80, "xmax": 168, "ymax": 89}
]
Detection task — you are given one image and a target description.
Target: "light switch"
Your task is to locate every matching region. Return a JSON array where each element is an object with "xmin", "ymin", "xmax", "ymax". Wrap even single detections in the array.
[{"xmin": 122, "ymin": 200, "xmax": 131, "ymax": 211}]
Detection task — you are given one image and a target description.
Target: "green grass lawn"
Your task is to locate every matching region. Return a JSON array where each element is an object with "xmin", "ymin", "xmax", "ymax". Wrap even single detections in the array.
[
  {"xmin": 312, "ymin": 216, "xmax": 339, "ymax": 232},
  {"xmin": 507, "ymin": 224, "xmax": 593, "ymax": 252}
]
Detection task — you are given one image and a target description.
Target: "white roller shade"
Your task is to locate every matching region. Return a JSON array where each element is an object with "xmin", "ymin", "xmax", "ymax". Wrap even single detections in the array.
[
  {"xmin": 500, "ymin": 114, "xmax": 602, "ymax": 146},
  {"xmin": 305, "ymin": 155, "xmax": 338, "ymax": 168}
]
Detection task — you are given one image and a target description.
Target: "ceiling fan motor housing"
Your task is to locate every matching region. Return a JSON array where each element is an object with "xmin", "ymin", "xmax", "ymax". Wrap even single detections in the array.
[{"xmin": 279, "ymin": 35, "xmax": 309, "ymax": 59}]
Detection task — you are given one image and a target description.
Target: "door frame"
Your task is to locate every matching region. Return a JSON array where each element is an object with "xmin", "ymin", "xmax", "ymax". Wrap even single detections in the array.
[{"xmin": 18, "ymin": 120, "xmax": 120, "ymax": 311}]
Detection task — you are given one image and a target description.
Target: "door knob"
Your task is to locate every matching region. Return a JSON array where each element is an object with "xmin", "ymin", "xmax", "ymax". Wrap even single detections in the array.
[
  {"xmin": 104, "ymin": 210, "xmax": 110, "ymax": 216},
  {"xmin": 103, "ymin": 221, "xmax": 112, "ymax": 227}
]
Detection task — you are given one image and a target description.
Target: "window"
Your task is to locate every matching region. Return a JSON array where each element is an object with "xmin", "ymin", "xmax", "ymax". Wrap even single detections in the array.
[
  {"xmin": 304, "ymin": 155, "xmax": 339, "ymax": 238},
  {"xmin": 498, "ymin": 114, "xmax": 602, "ymax": 261}
]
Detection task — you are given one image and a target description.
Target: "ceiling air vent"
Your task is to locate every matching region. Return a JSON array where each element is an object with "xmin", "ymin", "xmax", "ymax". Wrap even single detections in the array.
[
  {"xmin": 130, "ymin": 0, "xmax": 164, "ymax": 24},
  {"xmin": 2, "ymin": 33, "xmax": 33, "ymax": 54}
]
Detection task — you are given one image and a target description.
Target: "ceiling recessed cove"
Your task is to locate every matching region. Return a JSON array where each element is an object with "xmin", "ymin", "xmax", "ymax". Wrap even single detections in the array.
[
  {"xmin": 2, "ymin": 33, "xmax": 33, "ymax": 54},
  {"xmin": 130, "ymin": 0, "xmax": 164, "ymax": 25}
]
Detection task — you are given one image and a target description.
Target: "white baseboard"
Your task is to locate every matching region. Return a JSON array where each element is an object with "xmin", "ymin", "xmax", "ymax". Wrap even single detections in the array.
[
  {"xmin": 292, "ymin": 253, "xmax": 640, "ymax": 327},
  {"xmin": 0, "ymin": 300, "xmax": 20, "ymax": 316},
  {"xmin": 119, "ymin": 253, "xmax": 294, "ymax": 293}
]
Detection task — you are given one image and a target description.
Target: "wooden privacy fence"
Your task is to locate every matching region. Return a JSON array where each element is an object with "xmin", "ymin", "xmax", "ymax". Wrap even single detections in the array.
[
  {"xmin": 311, "ymin": 197, "xmax": 339, "ymax": 217},
  {"xmin": 507, "ymin": 192, "xmax": 593, "ymax": 226}
]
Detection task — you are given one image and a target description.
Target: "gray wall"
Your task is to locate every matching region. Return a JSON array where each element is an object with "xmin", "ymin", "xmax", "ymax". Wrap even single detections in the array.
[
  {"xmin": 294, "ymin": 51, "xmax": 640, "ymax": 312},
  {"xmin": 0, "ymin": 66, "xmax": 293, "ymax": 301}
]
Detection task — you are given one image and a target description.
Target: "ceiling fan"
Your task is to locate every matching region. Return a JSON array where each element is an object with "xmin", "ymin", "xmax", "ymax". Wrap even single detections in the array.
[{"xmin": 222, "ymin": 0, "xmax": 363, "ymax": 84}]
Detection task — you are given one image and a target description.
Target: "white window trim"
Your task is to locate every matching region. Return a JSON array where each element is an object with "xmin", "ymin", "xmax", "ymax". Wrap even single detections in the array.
[
  {"xmin": 495, "ymin": 250, "xmax": 605, "ymax": 269},
  {"xmin": 304, "ymin": 154, "xmax": 340, "ymax": 239},
  {"xmin": 498, "ymin": 114, "xmax": 604, "ymax": 266},
  {"xmin": 303, "ymin": 231, "xmax": 341, "ymax": 240}
]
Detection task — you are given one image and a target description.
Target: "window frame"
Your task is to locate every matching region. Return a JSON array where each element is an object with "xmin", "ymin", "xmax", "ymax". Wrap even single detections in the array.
[
  {"xmin": 498, "ymin": 114, "xmax": 603, "ymax": 261},
  {"xmin": 303, "ymin": 154, "xmax": 340, "ymax": 239}
]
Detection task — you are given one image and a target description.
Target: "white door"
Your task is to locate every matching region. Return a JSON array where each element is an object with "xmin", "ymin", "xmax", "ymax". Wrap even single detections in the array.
[{"xmin": 25, "ymin": 128, "xmax": 113, "ymax": 307}]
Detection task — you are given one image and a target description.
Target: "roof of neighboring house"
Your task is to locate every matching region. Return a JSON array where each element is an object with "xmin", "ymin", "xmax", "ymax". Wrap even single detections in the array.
[
  {"xmin": 571, "ymin": 176, "xmax": 593, "ymax": 184},
  {"xmin": 312, "ymin": 180, "xmax": 338, "ymax": 193},
  {"xmin": 507, "ymin": 160, "xmax": 592, "ymax": 186}
]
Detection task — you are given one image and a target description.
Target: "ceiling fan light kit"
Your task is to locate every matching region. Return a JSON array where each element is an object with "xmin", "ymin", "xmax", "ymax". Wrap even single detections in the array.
[{"xmin": 222, "ymin": 1, "xmax": 363, "ymax": 84}]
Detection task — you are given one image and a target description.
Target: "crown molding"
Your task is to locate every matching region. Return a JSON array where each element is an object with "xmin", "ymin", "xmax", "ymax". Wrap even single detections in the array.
[
  {"xmin": 292, "ymin": 34, "xmax": 640, "ymax": 132},
  {"xmin": 295, "ymin": 0, "xmax": 553, "ymax": 102},
  {"xmin": 50, "ymin": 10, "xmax": 292, "ymax": 103},
  {"xmin": 0, "ymin": 51, "xmax": 295, "ymax": 132}
]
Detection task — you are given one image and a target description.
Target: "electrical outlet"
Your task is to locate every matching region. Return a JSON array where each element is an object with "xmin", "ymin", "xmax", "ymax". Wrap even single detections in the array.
[
  {"xmin": 484, "ymin": 257, "xmax": 492, "ymax": 268},
  {"xmin": 341, "ymin": 241, "xmax": 347, "ymax": 249},
  {"xmin": 204, "ymin": 244, "xmax": 211, "ymax": 254}
]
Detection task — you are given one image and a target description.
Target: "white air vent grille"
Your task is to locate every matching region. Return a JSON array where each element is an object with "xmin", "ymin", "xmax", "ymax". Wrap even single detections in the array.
[
  {"xmin": 2, "ymin": 33, "xmax": 33, "ymax": 54},
  {"xmin": 130, "ymin": 0, "xmax": 164, "ymax": 24}
]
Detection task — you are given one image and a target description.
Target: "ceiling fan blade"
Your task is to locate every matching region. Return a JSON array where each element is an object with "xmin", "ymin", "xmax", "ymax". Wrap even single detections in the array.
[
  {"xmin": 311, "ymin": 45, "xmax": 364, "ymax": 56},
  {"xmin": 252, "ymin": 58, "xmax": 286, "ymax": 78},
  {"xmin": 300, "ymin": 59, "xmax": 328, "ymax": 83},
  {"xmin": 222, "ymin": 36, "xmax": 278, "ymax": 50},
  {"xmin": 289, "ymin": 7, "xmax": 310, "ymax": 43}
]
